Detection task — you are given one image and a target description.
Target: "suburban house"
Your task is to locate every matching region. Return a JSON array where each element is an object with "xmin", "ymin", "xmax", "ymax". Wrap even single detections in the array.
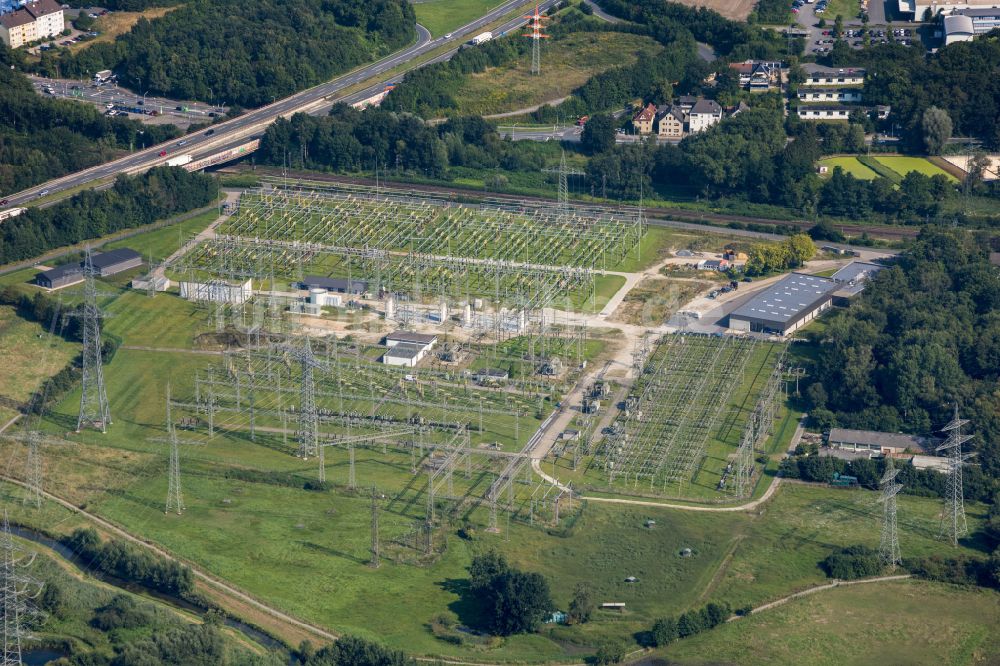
[
  {"xmin": 655, "ymin": 105, "xmax": 685, "ymax": 139},
  {"xmin": 677, "ymin": 95, "xmax": 699, "ymax": 112},
  {"xmin": 729, "ymin": 60, "xmax": 783, "ymax": 90},
  {"xmin": 688, "ymin": 99, "xmax": 723, "ymax": 133},
  {"xmin": 0, "ymin": 0, "xmax": 63, "ymax": 48},
  {"xmin": 797, "ymin": 88, "xmax": 863, "ymax": 103},
  {"xmin": 632, "ymin": 103, "xmax": 658, "ymax": 135}
]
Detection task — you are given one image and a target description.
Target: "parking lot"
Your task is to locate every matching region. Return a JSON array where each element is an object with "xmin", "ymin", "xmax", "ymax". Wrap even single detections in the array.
[
  {"xmin": 792, "ymin": 0, "xmax": 923, "ymax": 55},
  {"xmin": 30, "ymin": 75, "xmax": 224, "ymax": 130}
]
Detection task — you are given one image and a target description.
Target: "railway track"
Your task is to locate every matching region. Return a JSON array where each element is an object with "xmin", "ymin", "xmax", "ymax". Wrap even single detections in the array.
[{"xmin": 241, "ymin": 168, "xmax": 919, "ymax": 241}]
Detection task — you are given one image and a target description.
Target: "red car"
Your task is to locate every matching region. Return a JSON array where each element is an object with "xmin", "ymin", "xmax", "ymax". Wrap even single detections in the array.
[{"xmin": 159, "ymin": 150, "xmax": 168, "ymax": 157}]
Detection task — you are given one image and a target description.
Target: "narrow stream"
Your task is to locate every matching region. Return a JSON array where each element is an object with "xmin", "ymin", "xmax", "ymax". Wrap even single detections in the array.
[{"xmin": 11, "ymin": 524, "xmax": 295, "ymax": 663}]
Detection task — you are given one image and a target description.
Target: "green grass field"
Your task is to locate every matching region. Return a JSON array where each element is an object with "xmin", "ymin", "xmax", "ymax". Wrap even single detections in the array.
[
  {"xmin": 104, "ymin": 209, "xmax": 219, "ymax": 265},
  {"xmin": 818, "ymin": 157, "xmax": 878, "ymax": 180},
  {"xmin": 663, "ymin": 580, "xmax": 1000, "ymax": 665},
  {"xmin": 453, "ymin": 32, "xmax": 662, "ymax": 116},
  {"xmin": 875, "ymin": 156, "xmax": 959, "ymax": 182},
  {"xmin": 413, "ymin": 0, "xmax": 501, "ymax": 37},
  {"xmin": 0, "ymin": 305, "xmax": 78, "ymax": 415}
]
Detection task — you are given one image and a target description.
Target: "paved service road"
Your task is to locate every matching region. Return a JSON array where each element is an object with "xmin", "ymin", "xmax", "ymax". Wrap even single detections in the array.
[{"xmin": 2, "ymin": 0, "xmax": 558, "ymax": 208}]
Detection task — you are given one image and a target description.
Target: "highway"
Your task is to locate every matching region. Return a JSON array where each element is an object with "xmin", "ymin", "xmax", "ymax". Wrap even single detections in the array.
[{"xmin": 3, "ymin": 0, "xmax": 558, "ymax": 208}]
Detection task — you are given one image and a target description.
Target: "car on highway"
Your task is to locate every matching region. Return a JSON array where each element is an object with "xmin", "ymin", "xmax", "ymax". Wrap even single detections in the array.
[
  {"xmin": 38, "ymin": 190, "xmax": 49, "ymax": 198},
  {"xmin": 159, "ymin": 150, "xmax": 168, "ymax": 157},
  {"xmin": 177, "ymin": 140, "xmax": 188, "ymax": 146},
  {"xmin": 0, "ymin": 199, "xmax": 8, "ymax": 206},
  {"xmin": 445, "ymin": 33, "xmax": 453, "ymax": 39},
  {"xmin": 204, "ymin": 129, "xmax": 215, "ymax": 135}
]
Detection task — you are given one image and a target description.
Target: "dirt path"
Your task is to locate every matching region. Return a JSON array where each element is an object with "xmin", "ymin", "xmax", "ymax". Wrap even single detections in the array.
[
  {"xmin": 0, "ymin": 413, "xmax": 22, "ymax": 434},
  {"xmin": 485, "ymin": 97, "xmax": 570, "ymax": 119},
  {"xmin": 0, "ymin": 474, "xmax": 337, "ymax": 645},
  {"xmin": 742, "ymin": 574, "xmax": 913, "ymax": 617}
]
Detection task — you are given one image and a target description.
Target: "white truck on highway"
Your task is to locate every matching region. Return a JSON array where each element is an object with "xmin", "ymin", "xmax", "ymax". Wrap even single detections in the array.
[
  {"xmin": 165, "ymin": 154, "xmax": 193, "ymax": 168},
  {"xmin": 93, "ymin": 69, "xmax": 114, "ymax": 84},
  {"xmin": 470, "ymin": 31, "xmax": 492, "ymax": 45}
]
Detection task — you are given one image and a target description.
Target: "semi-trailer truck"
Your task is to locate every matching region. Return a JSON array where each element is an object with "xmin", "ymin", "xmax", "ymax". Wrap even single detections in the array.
[{"xmin": 470, "ymin": 31, "xmax": 492, "ymax": 45}]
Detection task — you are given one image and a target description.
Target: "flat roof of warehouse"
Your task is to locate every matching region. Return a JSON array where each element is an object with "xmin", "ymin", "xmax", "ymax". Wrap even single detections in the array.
[{"xmin": 729, "ymin": 273, "xmax": 838, "ymax": 325}]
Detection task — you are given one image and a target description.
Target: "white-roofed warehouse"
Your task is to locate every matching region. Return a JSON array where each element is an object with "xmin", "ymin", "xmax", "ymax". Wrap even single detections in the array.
[{"xmin": 728, "ymin": 273, "xmax": 838, "ymax": 336}]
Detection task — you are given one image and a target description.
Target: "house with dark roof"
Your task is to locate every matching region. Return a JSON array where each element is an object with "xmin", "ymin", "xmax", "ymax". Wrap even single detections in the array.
[
  {"xmin": 655, "ymin": 105, "xmax": 685, "ymax": 138},
  {"xmin": 688, "ymin": 99, "xmax": 723, "ymax": 133}
]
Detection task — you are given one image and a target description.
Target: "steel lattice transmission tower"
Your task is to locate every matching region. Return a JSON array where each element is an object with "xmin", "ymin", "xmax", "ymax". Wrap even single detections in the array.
[
  {"xmin": 542, "ymin": 151, "xmax": 584, "ymax": 215},
  {"xmin": 164, "ymin": 385, "xmax": 184, "ymax": 515},
  {"xmin": 275, "ymin": 340, "xmax": 323, "ymax": 459},
  {"xmin": 877, "ymin": 455, "xmax": 903, "ymax": 567},
  {"xmin": 1, "ymin": 510, "xmax": 44, "ymax": 666},
  {"xmin": 937, "ymin": 405, "xmax": 975, "ymax": 545},
  {"xmin": 22, "ymin": 432, "xmax": 42, "ymax": 510},
  {"xmin": 523, "ymin": 4, "xmax": 549, "ymax": 75},
  {"xmin": 75, "ymin": 248, "xmax": 111, "ymax": 433}
]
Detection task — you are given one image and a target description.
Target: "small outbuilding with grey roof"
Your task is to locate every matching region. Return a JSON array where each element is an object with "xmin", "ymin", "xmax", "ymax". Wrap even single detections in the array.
[
  {"xmin": 35, "ymin": 263, "xmax": 84, "ymax": 290},
  {"xmin": 727, "ymin": 273, "xmax": 837, "ymax": 336}
]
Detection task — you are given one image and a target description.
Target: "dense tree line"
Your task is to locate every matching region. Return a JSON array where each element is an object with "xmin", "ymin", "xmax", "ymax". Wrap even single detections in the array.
[
  {"xmin": 65, "ymin": 528, "xmax": 194, "ymax": 596},
  {"xmin": 63, "ymin": 0, "xmax": 183, "ymax": 10},
  {"xmin": 0, "ymin": 45, "xmax": 179, "ymax": 195},
  {"xmin": 648, "ymin": 601, "xmax": 732, "ymax": 647},
  {"xmin": 779, "ymin": 453, "xmax": 995, "ymax": 502},
  {"xmin": 259, "ymin": 107, "xmax": 555, "ymax": 178},
  {"xmin": 829, "ymin": 35, "xmax": 1000, "ymax": 149},
  {"xmin": 819, "ymin": 545, "xmax": 884, "ymax": 579},
  {"xmin": 467, "ymin": 551, "xmax": 553, "ymax": 636},
  {"xmin": 298, "ymin": 636, "xmax": 414, "ymax": 666},
  {"xmin": 46, "ymin": 0, "xmax": 415, "ymax": 108},
  {"xmin": 0, "ymin": 167, "xmax": 215, "ymax": 266},
  {"xmin": 750, "ymin": 0, "xmax": 791, "ymax": 24},
  {"xmin": 800, "ymin": 229, "xmax": 1000, "ymax": 479}
]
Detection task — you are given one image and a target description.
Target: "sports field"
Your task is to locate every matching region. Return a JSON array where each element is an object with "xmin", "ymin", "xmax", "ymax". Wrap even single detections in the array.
[
  {"xmin": 874, "ymin": 156, "xmax": 959, "ymax": 182},
  {"xmin": 819, "ymin": 156, "xmax": 959, "ymax": 182},
  {"xmin": 818, "ymin": 156, "xmax": 879, "ymax": 180}
]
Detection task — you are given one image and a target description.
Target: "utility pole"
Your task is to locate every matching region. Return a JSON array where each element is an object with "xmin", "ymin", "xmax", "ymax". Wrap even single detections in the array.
[
  {"xmin": 74, "ymin": 248, "xmax": 111, "ymax": 432},
  {"xmin": 878, "ymin": 456, "xmax": 903, "ymax": 567},
  {"xmin": 1, "ymin": 510, "xmax": 44, "ymax": 666},
  {"xmin": 370, "ymin": 485, "xmax": 380, "ymax": 569},
  {"xmin": 937, "ymin": 405, "xmax": 975, "ymax": 546}
]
